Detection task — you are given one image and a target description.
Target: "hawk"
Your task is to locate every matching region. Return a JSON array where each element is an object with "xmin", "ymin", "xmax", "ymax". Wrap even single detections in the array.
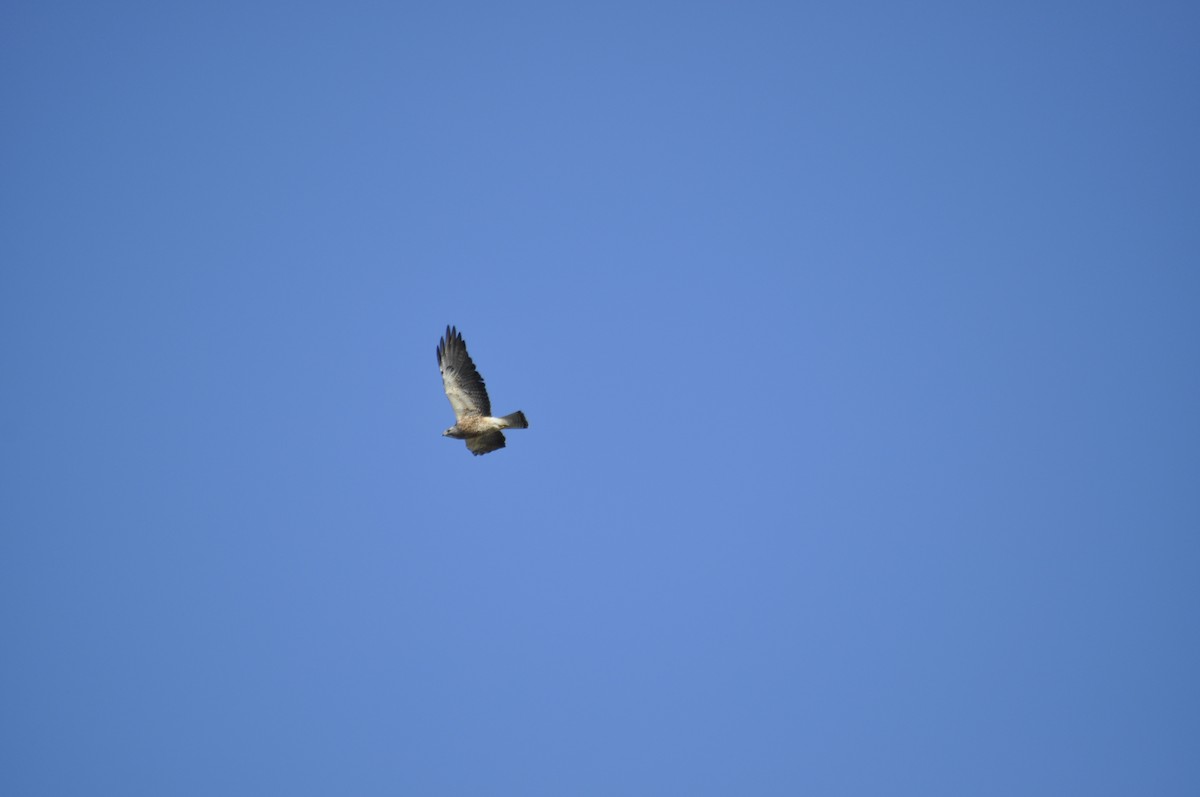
[{"xmin": 437, "ymin": 325, "xmax": 529, "ymax": 456}]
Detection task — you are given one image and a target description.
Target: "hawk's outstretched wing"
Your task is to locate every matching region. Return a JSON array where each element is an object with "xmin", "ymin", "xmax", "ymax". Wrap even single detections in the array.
[
  {"xmin": 466, "ymin": 431, "xmax": 506, "ymax": 455},
  {"xmin": 437, "ymin": 325, "xmax": 492, "ymax": 420}
]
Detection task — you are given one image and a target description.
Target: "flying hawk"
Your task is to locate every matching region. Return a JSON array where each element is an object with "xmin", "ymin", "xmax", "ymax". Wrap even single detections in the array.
[{"xmin": 437, "ymin": 325, "xmax": 529, "ymax": 456}]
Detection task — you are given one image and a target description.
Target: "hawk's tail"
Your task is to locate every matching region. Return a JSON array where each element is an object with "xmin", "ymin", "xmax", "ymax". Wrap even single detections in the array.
[{"xmin": 499, "ymin": 411, "xmax": 529, "ymax": 429}]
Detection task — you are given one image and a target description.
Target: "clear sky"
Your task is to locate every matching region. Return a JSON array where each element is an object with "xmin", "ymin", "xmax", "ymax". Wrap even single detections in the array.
[{"xmin": 3, "ymin": 2, "xmax": 1198, "ymax": 794}]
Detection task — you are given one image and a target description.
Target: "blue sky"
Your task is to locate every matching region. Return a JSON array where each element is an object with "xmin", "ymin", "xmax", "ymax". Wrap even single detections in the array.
[{"xmin": 3, "ymin": 1, "xmax": 1198, "ymax": 794}]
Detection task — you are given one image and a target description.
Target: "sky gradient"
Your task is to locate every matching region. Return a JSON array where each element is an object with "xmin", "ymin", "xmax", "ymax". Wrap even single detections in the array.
[{"xmin": 3, "ymin": 2, "xmax": 1199, "ymax": 794}]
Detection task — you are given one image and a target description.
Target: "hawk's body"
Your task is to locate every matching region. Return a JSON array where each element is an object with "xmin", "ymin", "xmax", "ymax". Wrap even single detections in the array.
[{"xmin": 437, "ymin": 326, "xmax": 528, "ymax": 456}]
